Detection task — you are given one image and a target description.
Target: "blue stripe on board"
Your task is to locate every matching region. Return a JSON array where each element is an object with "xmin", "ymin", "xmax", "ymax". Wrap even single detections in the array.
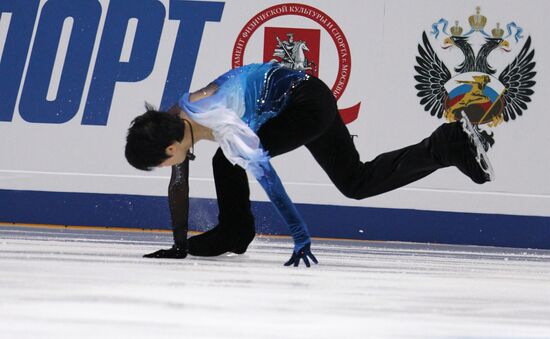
[{"xmin": 0, "ymin": 189, "xmax": 549, "ymax": 249}]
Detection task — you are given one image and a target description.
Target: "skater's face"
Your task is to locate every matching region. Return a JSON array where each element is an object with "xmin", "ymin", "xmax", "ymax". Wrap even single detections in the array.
[{"xmin": 158, "ymin": 123, "xmax": 193, "ymax": 167}]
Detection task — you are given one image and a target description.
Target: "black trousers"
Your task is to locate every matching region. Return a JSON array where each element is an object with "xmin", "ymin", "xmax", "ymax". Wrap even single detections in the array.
[{"xmin": 212, "ymin": 76, "xmax": 466, "ymax": 231}]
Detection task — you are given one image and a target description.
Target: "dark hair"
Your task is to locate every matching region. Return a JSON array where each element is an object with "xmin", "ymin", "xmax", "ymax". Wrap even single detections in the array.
[{"xmin": 125, "ymin": 104, "xmax": 185, "ymax": 171}]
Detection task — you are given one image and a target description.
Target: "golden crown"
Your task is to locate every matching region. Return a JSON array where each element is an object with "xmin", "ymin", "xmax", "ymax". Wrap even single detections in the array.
[
  {"xmin": 450, "ymin": 21, "xmax": 463, "ymax": 36},
  {"xmin": 468, "ymin": 6, "xmax": 487, "ymax": 31},
  {"xmin": 491, "ymin": 22, "xmax": 504, "ymax": 38}
]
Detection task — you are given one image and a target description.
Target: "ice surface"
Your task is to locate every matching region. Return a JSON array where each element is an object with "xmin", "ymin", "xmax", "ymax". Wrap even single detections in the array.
[{"xmin": 1, "ymin": 225, "xmax": 550, "ymax": 339}]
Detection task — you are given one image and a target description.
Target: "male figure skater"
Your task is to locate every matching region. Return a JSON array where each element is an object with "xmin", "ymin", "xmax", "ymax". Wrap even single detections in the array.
[{"xmin": 125, "ymin": 62, "xmax": 494, "ymax": 267}]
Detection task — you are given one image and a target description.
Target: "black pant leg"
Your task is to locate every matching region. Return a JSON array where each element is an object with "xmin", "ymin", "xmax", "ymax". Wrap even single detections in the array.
[
  {"xmin": 212, "ymin": 148, "xmax": 254, "ymax": 229},
  {"xmin": 187, "ymin": 148, "xmax": 255, "ymax": 256},
  {"xmin": 306, "ymin": 114, "xmax": 444, "ymax": 199},
  {"xmin": 259, "ymin": 76, "xmax": 445, "ymax": 199}
]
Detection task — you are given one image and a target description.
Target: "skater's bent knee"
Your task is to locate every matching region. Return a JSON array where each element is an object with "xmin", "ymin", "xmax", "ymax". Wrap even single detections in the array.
[{"xmin": 339, "ymin": 186, "xmax": 369, "ymax": 200}]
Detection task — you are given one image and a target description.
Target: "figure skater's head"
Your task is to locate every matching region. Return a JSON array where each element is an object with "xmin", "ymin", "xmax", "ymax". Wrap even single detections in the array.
[{"xmin": 125, "ymin": 103, "xmax": 191, "ymax": 171}]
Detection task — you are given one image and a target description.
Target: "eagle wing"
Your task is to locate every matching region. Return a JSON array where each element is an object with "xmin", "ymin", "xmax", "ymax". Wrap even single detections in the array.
[
  {"xmin": 414, "ymin": 31, "xmax": 451, "ymax": 118},
  {"xmin": 498, "ymin": 36, "xmax": 536, "ymax": 121}
]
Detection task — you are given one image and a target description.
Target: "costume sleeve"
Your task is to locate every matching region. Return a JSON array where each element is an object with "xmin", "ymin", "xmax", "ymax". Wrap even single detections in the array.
[
  {"xmin": 254, "ymin": 159, "xmax": 311, "ymax": 251},
  {"xmin": 168, "ymin": 159, "xmax": 190, "ymax": 249},
  {"xmin": 209, "ymin": 114, "xmax": 270, "ymax": 178}
]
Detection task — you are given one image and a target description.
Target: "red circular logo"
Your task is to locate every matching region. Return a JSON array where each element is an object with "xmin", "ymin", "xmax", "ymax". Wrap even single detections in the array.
[{"xmin": 232, "ymin": 3, "xmax": 352, "ymax": 102}]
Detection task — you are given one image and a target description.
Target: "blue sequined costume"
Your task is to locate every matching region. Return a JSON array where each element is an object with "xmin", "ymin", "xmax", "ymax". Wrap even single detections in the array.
[{"xmin": 179, "ymin": 63, "xmax": 311, "ymax": 251}]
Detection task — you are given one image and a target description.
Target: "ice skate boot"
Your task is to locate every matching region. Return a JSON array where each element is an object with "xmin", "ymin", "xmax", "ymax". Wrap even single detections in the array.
[
  {"xmin": 460, "ymin": 111, "xmax": 494, "ymax": 182},
  {"xmin": 188, "ymin": 222, "xmax": 256, "ymax": 256}
]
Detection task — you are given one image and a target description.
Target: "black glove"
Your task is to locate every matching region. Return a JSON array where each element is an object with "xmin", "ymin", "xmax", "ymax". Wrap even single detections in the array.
[
  {"xmin": 284, "ymin": 243, "xmax": 318, "ymax": 267},
  {"xmin": 143, "ymin": 245, "xmax": 187, "ymax": 259}
]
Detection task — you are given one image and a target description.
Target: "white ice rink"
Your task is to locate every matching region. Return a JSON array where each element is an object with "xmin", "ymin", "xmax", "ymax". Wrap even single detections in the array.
[{"xmin": 1, "ymin": 225, "xmax": 550, "ymax": 339}]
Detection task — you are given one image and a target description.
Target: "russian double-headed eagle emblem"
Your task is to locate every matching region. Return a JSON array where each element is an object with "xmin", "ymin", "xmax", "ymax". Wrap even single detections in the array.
[{"xmin": 414, "ymin": 7, "xmax": 536, "ymax": 128}]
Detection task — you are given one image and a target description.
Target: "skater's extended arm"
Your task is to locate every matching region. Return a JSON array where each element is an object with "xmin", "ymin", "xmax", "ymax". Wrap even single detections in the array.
[
  {"xmin": 252, "ymin": 159, "xmax": 318, "ymax": 267},
  {"xmin": 143, "ymin": 159, "xmax": 190, "ymax": 259},
  {"xmin": 168, "ymin": 159, "xmax": 190, "ymax": 248}
]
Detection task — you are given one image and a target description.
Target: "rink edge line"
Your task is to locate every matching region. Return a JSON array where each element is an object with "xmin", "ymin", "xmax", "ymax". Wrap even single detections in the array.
[{"xmin": 0, "ymin": 222, "xmax": 383, "ymax": 244}]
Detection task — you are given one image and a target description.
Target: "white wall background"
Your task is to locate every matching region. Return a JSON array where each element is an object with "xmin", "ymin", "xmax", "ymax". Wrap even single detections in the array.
[{"xmin": 1, "ymin": 0, "xmax": 549, "ymax": 218}]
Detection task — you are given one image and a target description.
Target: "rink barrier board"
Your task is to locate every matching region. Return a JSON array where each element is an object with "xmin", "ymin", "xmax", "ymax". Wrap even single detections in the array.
[{"xmin": 1, "ymin": 189, "xmax": 549, "ymax": 250}]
